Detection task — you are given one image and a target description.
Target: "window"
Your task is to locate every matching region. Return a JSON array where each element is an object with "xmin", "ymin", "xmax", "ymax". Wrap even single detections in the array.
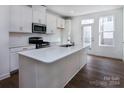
[
  {"xmin": 81, "ymin": 19, "xmax": 94, "ymax": 25},
  {"xmin": 99, "ymin": 16, "xmax": 114, "ymax": 46}
]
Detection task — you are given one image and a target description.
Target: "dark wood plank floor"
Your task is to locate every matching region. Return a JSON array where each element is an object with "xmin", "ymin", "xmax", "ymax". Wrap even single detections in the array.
[
  {"xmin": 0, "ymin": 55, "xmax": 124, "ymax": 88},
  {"xmin": 0, "ymin": 72, "xmax": 18, "ymax": 88},
  {"xmin": 65, "ymin": 55, "xmax": 124, "ymax": 88}
]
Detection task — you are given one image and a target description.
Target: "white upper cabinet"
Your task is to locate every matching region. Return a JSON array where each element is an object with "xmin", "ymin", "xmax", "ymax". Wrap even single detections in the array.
[
  {"xmin": 10, "ymin": 6, "xmax": 32, "ymax": 33},
  {"xmin": 56, "ymin": 17, "xmax": 65, "ymax": 29},
  {"xmin": 61, "ymin": 18, "xmax": 65, "ymax": 28},
  {"xmin": 32, "ymin": 5, "xmax": 46, "ymax": 24},
  {"xmin": 61, "ymin": 20, "xmax": 72, "ymax": 44},
  {"xmin": 46, "ymin": 12, "xmax": 56, "ymax": 34}
]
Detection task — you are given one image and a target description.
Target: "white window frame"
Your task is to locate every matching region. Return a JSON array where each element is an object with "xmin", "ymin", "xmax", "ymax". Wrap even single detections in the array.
[{"xmin": 99, "ymin": 16, "xmax": 115, "ymax": 47}]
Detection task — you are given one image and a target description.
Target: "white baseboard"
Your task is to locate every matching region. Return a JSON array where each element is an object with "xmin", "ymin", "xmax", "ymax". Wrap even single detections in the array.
[{"xmin": 0, "ymin": 73, "xmax": 10, "ymax": 80}]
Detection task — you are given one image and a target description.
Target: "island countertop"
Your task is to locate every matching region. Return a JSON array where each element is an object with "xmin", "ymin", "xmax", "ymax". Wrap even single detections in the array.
[{"xmin": 18, "ymin": 45, "xmax": 84, "ymax": 63}]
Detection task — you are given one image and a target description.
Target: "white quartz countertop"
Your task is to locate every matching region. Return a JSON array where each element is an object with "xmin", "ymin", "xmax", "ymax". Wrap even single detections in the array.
[{"xmin": 18, "ymin": 45, "xmax": 84, "ymax": 63}]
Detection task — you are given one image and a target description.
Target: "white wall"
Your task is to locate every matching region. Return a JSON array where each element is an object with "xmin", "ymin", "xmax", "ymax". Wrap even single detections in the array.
[
  {"xmin": 0, "ymin": 6, "xmax": 10, "ymax": 80},
  {"xmin": 123, "ymin": 7, "xmax": 124, "ymax": 61},
  {"xmin": 72, "ymin": 8, "xmax": 123, "ymax": 59}
]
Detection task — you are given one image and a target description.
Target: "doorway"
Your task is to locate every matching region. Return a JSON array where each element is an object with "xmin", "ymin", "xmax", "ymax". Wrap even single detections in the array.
[
  {"xmin": 81, "ymin": 18, "xmax": 94, "ymax": 54},
  {"xmin": 82, "ymin": 25, "xmax": 92, "ymax": 49}
]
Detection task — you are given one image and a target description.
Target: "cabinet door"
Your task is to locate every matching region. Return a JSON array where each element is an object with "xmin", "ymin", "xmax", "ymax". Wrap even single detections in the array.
[
  {"xmin": 56, "ymin": 17, "xmax": 61, "ymax": 28},
  {"xmin": 10, "ymin": 6, "xmax": 32, "ymax": 33},
  {"xmin": 10, "ymin": 52, "xmax": 19, "ymax": 71},
  {"xmin": 56, "ymin": 17, "xmax": 65, "ymax": 28},
  {"xmin": 10, "ymin": 6, "xmax": 22, "ymax": 32},
  {"xmin": 21, "ymin": 6, "xmax": 32, "ymax": 33},
  {"xmin": 32, "ymin": 6, "xmax": 41, "ymax": 24},
  {"xmin": 32, "ymin": 5, "xmax": 46, "ymax": 24},
  {"xmin": 40, "ymin": 6, "xmax": 46, "ymax": 24},
  {"xmin": 9, "ymin": 46, "xmax": 35, "ymax": 72},
  {"xmin": 61, "ymin": 19, "xmax": 65, "ymax": 28},
  {"xmin": 47, "ymin": 13, "xmax": 56, "ymax": 34}
]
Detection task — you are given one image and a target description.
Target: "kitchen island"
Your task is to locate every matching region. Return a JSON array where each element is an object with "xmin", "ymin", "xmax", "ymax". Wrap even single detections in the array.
[{"xmin": 18, "ymin": 45, "xmax": 87, "ymax": 88}]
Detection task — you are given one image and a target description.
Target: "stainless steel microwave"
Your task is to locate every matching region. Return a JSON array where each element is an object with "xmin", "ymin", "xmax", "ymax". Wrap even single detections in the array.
[{"xmin": 32, "ymin": 23, "xmax": 46, "ymax": 34}]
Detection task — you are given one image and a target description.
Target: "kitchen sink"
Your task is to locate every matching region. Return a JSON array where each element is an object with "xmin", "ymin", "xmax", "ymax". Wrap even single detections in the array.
[{"xmin": 60, "ymin": 44, "xmax": 74, "ymax": 47}]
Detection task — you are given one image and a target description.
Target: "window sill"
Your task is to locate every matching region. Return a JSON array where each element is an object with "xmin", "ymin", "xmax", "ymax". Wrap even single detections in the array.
[{"xmin": 99, "ymin": 45, "xmax": 114, "ymax": 47}]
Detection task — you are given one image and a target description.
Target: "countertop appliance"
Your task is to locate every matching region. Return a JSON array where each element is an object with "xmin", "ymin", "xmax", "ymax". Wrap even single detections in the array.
[
  {"xmin": 29, "ymin": 37, "xmax": 50, "ymax": 49},
  {"xmin": 32, "ymin": 23, "xmax": 46, "ymax": 34}
]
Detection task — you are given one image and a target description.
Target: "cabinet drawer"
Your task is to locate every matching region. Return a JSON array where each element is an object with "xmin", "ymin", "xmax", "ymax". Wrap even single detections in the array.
[
  {"xmin": 10, "ymin": 47, "xmax": 23, "ymax": 53},
  {"xmin": 9, "ymin": 45, "xmax": 35, "ymax": 53}
]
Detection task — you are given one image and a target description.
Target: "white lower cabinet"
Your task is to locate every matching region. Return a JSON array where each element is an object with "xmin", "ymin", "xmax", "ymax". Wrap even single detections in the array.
[
  {"xmin": 9, "ymin": 45, "xmax": 35, "ymax": 72},
  {"xmin": 10, "ymin": 52, "xmax": 19, "ymax": 72}
]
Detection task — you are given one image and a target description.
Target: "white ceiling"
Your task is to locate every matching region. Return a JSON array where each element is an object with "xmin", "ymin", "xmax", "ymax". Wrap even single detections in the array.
[{"xmin": 46, "ymin": 5, "xmax": 123, "ymax": 17}]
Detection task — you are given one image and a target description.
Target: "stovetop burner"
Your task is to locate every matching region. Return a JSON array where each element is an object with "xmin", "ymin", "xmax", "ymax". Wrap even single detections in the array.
[{"xmin": 29, "ymin": 37, "xmax": 50, "ymax": 49}]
